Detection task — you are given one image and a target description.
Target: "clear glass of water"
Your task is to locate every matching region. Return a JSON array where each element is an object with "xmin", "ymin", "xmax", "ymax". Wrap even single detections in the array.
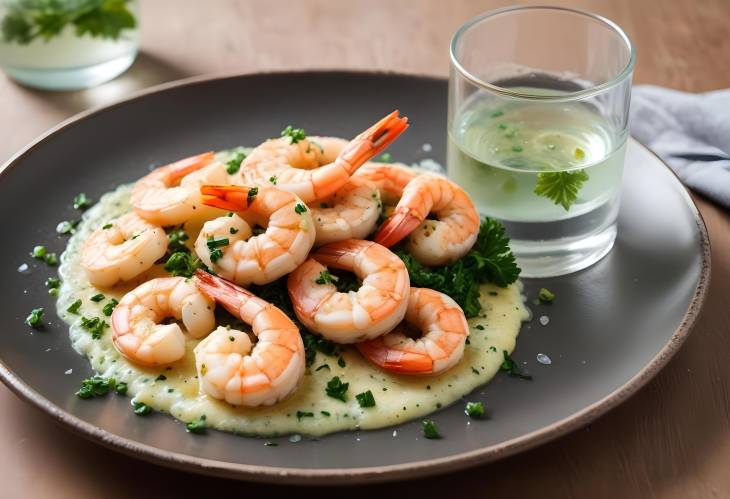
[
  {"xmin": 448, "ymin": 6, "xmax": 635, "ymax": 277},
  {"xmin": 0, "ymin": 0, "xmax": 138, "ymax": 91}
]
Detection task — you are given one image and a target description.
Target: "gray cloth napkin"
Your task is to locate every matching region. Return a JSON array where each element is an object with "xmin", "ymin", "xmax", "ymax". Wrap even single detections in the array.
[{"xmin": 630, "ymin": 85, "xmax": 730, "ymax": 208}]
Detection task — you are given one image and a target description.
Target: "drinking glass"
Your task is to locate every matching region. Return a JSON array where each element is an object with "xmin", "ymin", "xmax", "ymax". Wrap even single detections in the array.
[
  {"xmin": 0, "ymin": 0, "xmax": 139, "ymax": 90},
  {"xmin": 448, "ymin": 6, "xmax": 635, "ymax": 277}
]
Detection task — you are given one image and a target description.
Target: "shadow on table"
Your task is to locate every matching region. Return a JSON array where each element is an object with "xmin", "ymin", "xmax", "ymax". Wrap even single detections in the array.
[{"xmin": 14, "ymin": 51, "xmax": 192, "ymax": 115}]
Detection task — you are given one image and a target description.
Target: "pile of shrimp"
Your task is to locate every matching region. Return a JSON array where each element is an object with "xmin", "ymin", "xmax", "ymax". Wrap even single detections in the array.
[{"xmin": 80, "ymin": 110, "xmax": 482, "ymax": 407}]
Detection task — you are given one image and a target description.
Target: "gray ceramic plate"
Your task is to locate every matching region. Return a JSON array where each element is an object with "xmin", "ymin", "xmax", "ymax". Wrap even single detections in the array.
[{"xmin": 0, "ymin": 72, "xmax": 709, "ymax": 485}]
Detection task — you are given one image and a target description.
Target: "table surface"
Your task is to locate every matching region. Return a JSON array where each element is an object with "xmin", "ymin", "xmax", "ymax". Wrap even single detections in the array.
[{"xmin": 2, "ymin": 0, "xmax": 729, "ymax": 497}]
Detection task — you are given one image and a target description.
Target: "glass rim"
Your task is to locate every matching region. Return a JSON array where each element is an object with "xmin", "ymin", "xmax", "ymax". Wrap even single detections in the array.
[{"xmin": 449, "ymin": 5, "xmax": 636, "ymax": 101}]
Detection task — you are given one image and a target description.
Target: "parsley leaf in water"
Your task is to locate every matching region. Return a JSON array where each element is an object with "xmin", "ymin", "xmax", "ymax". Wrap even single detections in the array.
[
  {"xmin": 397, "ymin": 218, "xmax": 520, "ymax": 318},
  {"xmin": 534, "ymin": 169, "xmax": 589, "ymax": 211}
]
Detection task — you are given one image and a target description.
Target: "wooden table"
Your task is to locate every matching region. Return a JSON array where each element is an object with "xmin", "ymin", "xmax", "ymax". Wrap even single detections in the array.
[{"xmin": 2, "ymin": 1, "xmax": 729, "ymax": 497}]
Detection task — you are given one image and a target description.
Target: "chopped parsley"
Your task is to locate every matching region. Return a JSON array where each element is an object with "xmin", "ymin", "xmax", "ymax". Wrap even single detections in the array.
[
  {"xmin": 379, "ymin": 152, "xmax": 392, "ymax": 163},
  {"xmin": 356, "ymin": 390, "xmax": 376, "ymax": 408},
  {"xmin": 102, "ymin": 223, "xmax": 113, "ymax": 230},
  {"xmin": 296, "ymin": 410, "xmax": 314, "ymax": 420},
  {"xmin": 337, "ymin": 356, "xmax": 346, "ymax": 368},
  {"xmin": 247, "ymin": 186, "xmax": 258, "ymax": 204},
  {"xmin": 500, "ymin": 351, "xmax": 532, "ymax": 380},
  {"xmin": 30, "ymin": 245, "xmax": 46, "ymax": 259},
  {"xmin": 25, "ymin": 307, "xmax": 44, "ymax": 328},
  {"xmin": 77, "ymin": 376, "xmax": 114, "ymax": 398},
  {"xmin": 281, "ymin": 125, "xmax": 306, "ymax": 144},
  {"xmin": 302, "ymin": 332, "xmax": 339, "ymax": 367},
  {"xmin": 45, "ymin": 277, "xmax": 61, "ymax": 289},
  {"xmin": 90, "ymin": 293, "xmax": 105, "ymax": 302},
  {"xmin": 206, "ymin": 236, "xmax": 230, "ymax": 250},
  {"xmin": 315, "ymin": 270, "xmax": 337, "ymax": 285},
  {"xmin": 114, "ymin": 382, "xmax": 128, "ymax": 395},
  {"xmin": 133, "ymin": 401, "xmax": 152, "ymax": 416},
  {"xmin": 44, "ymin": 252, "xmax": 58, "ymax": 266},
  {"xmin": 67, "ymin": 299, "xmax": 82, "ymax": 314},
  {"xmin": 315, "ymin": 364, "xmax": 330, "ymax": 371},
  {"xmin": 56, "ymin": 219, "xmax": 80, "ymax": 235},
  {"xmin": 422, "ymin": 420, "xmax": 440, "ymax": 439},
  {"xmin": 102, "ymin": 298, "xmax": 119, "ymax": 316},
  {"xmin": 320, "ymin": 411, "xmax": 331, "ymax": 417},
  {"xmin": 80, "ymin": 316, "xmax": 108, "ymax": 339},
  {"xmin": 475, "ymin": 324, "xmax": 484, "ymax": 330},
  {"xmin": 72, "ymin": 193, "xmax": 93, "ymax": 210},
  {"xmin": 397, "ymin": 218, "xmax": 519, "ymax": 317},
  {"xmin": 325, "ymin": 376, "xmax": 348, "ymax": 402},
  {"xmin": 294, "ymin": 203, "xmax": 307, "ymax": 214},
  {"xmin": 166, "ymin": 226, "xmax": 189, "ymax": 253},
  {"xmin": 164, "ymin": 251, "xmax": 203, "ymax": 277},
  {"xmin": 534, "ymin": 169, "xmax": 589, "ymax": 211},
  {"xmin": 155, "ymin": 374, "xmax": 167, "ymax": 381},
  {"xmin": 226, "ymin": 151, "xmax": 246, "ymax": 174},
  {"xmin": 209, "ymin": 248, "xmax": 223, "ymax": 262},
  {"xmin": 465, "ymin": 401, "xmax": 485, "ymax": 418},
  {"xmin": 269, "ymin": 176, "xmax": 277, "ymax": 184},
  {"xmin": 186, "ymin": 415, "xmax": 207, "ymax": 434},
  {"xmin": 229, "ymin": 227, "xmax": 238, "ymax": 234},
  {"xmin": 538, "ymin": 287, "xmax": 555, "ymax": 304}
]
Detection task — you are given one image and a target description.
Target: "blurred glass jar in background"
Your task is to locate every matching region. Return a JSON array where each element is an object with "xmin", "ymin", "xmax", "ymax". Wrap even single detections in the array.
[{"xmin": 0, "ymin": 0, "xmax": 138, "ymax": 90}]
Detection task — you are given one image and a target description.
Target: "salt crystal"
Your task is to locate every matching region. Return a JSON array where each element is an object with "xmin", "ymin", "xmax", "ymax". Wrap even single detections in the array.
[
  {"xmin": 64, "ymin": 368, "xmax": 73, "ymax": 375},
  {"xmin": 17, "ymin": 263, "xmax": 28, "ymax": 273},
  {"xmin": 422, "ymin": 143, "xmax": 433, "ymax": 152},
  {"xmin": 392, "ymin": 430, "xmax": 397, "ymax": 437},
  {"xmin": 289, "ymin": 434, "xmax": 302, "ymax": 443},
  {"xmin": 536, "ymin": 353, "xmax": 552, "ymax": 365},
  {"xmin": 539, "ymin": 315, "xmax": 549, "ymax": 326}
]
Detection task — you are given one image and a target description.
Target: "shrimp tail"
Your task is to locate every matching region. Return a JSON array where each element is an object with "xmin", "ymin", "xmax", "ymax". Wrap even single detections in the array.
[
  {"xmin": 337, "ymin": 110, "xmax": 409, "ymax": 174},
  {"xmin": 373, "ymin": 207, "xmax": 424, "ymax": 248},
  {"xmin": 200, "ymin": 184, "xmax": 255, "ymax": 211},
  {"xmin": 166, "ymin": 151, "xmax": 216, "ymax": 181},
  {"xmin": 312, "ymin": 239, "xmax": 371, "ymax": 268},
  {"xmin": 356, "ymin": 340, "xmax": 433, "ymax": 374},
  {"xmin": 194, "ymin": 269, "xmax": 253, "ymax": 316}
]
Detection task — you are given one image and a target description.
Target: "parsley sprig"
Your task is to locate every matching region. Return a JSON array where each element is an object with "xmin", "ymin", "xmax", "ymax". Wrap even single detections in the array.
[{"xmin": 534, "ymin": 169, "xmax": 589, "ymax": 210}]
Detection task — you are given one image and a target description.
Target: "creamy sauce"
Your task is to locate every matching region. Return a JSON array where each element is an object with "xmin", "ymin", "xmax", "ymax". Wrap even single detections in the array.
[{"xmin": 58, "ymin": 174, "xmax": 529, "ymax": 437}]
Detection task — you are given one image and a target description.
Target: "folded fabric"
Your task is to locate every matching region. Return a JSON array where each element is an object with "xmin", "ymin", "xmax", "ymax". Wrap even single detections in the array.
[{"xmin": 630, "ymin": 85, "xmax": 730, "ymax": 208}]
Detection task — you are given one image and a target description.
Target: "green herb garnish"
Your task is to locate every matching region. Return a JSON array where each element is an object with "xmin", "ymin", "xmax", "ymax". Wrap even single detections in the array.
[
  {"xmin": 538, "ymin": 287, "xmax": 555, "ymax": 304},
  {"xmin": 30, "ymin": 245, "xmax": 46, "ymax": 259},
  {"xmin": 166, "ymin": 226, "xmax": 189, "ymax": 253},
  {"xmin": 500, "ymin": 351, "xmax": 532, "ymax": 380},
  {"xmin": 281, "ymin": 125, "xmax": 306, "ymax": 144},
  {"xmin": 164, "ymin": 251, "xmax": 202, "ymax": 277},
  {"xmin": 325, "ymin": 376, "xmax": 348, "ymax": 402},
  {"xmin": 315, "ymin": 364, "xmax": 330, "ymax": 371},
  {"xmin": 269, "ymin": 176, "xmax": 277, "ymax": 185},
  {"xmin": 1, "ymin": 0, "xmax": 136, "ymax": 45},
  {"xmin": 77, "ymin": 376, "xmax": 114, "ymax": 399},
  {"xmin": 296, "ymin": 410, "xmax": 314, "ymax": 420},
  {"xmin": 80, "ymin": 316, "xmax": 108, "ymax": 339},
  {"xmin": 315, "ymin": 270, "xmax": 337, "ymax": 285},
  {"xmin": 379, "ymin": 152, "xmax": 392, "ymax": 163},
  {"xmin": 155, "ymin": 374, "xmax": 167, "ymax": 381},
  {"xmin": 102, "ymin": 298, "xmax": 118, "ymax": 316},
  {"xmin": 56, "ymin": 219, "xmax": 79, "ymax": 235},
  {"xmin": 356, "ymin": 390, "xmax": 376, "ymax": 408},
  {"xmin": 422, "ymin": 420, "xmax": 440, "ymax": 439},
  {"xmin": 247, "ymin": 186, "xmax": 258, "ymax": 204},
  {"xmin": 44, "ymin": 252, "xmax": 58, "ymax": 266},
  {"xmin": 229, "ymin": 227, "xmax": 238, "ymax": 234},
  {"xmin": 133, "ymin": 401, "xmax": 152, "ymax": 415},
  {"xmin": 397, "ymin": 218, "xmax": 519, "ymax": 318},
  {"xmin": 67, "ymin": 299, "xmax": 82, "ymax": 314},
  {"xmin": 294, "ymin": 203, "xmax": 307, "ymax": 214},
  {"xmin": 320, "ymin": 411, "xmax": 330, "ymax": 417},
  {"xmin": 209, "ymin": 248, "xmax": 223, "ymax": 262},
  {"xmin": 534, "ymin": 169, "xmax": 589, "ymax": 211},
  {"xmin": 90, "ymin": 293, "xmax": 105, "ymax": 302},
  {"xmin": 25, "ymin": 307, "xmax": 44, "ymax": 328},
  {"xmin": 45, "ymin": 277, "xmax": 61, "ymax": 289},
  {"xmin": 337, "ymin": 356, "xmax": 346, "ymax": 368},
  {"xmin": 226, "ymin": 151, "xmax": 245, "ymax": 174},
  {"xmin": 72, "ymin": 193, "xmax": 92, "ymax": 210},
  {"xmin": 102, "ymin": 223, "xmax": 113, "ymax": 230},
  {"xmin": 186, "ymin": 415, "xmax": 207, "ymax": 434},
  {"xmin": 114, "ymin": 381, "xmax": 128, "ymax": 395},
  {"xmin": 465, "ymin": 401, "xmax": 485, "ymax": 418}
]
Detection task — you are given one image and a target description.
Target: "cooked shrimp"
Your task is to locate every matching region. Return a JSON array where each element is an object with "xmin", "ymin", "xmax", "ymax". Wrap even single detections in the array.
[
  {"xmin": 241, "ymin": 110, "xmax": 409, "ymax": 203},
  {"xmin": 193, "ymin": 270, "xmax": 305, "ymax": 406},
  {"xmin": 374, "ymin": 174, "xmax": 480, "ymax": 266},
  {"xmin": 111, "ymin": 277, "xmax": 216, "ymax": 366},
  {"xmin": 178, "ymin": 160, "xmax": 241, "ymax": 224},
  {"xmin": 81, "ymin": 212, "xmax": 167, "ymax": 288},
  {"xmin": 131, "ymin": 151, "xmax": 215, "ymax": 226},
  {"xmin": 287, "ymin": 240, "xmax": 409, "ymax": 343},
  {"xmin": 310, "ymin": 175, "xmax": 381, "ymax": 246},
  {"xmin": 194, "ymin": 184, "xmax": 315, "ymax": 286},
  {"xmin": 356, "ymin": 288, "xmax": 468, "ymax": 375},
  {"xmin": 355, "ymin": 161, "xmax": 417, "ymax": 205}
]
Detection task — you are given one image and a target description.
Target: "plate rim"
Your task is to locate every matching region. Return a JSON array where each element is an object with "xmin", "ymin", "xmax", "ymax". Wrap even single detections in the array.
[{"xmin": 0, "ymin": 70, "xmax": 712, "ymax": 485}]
